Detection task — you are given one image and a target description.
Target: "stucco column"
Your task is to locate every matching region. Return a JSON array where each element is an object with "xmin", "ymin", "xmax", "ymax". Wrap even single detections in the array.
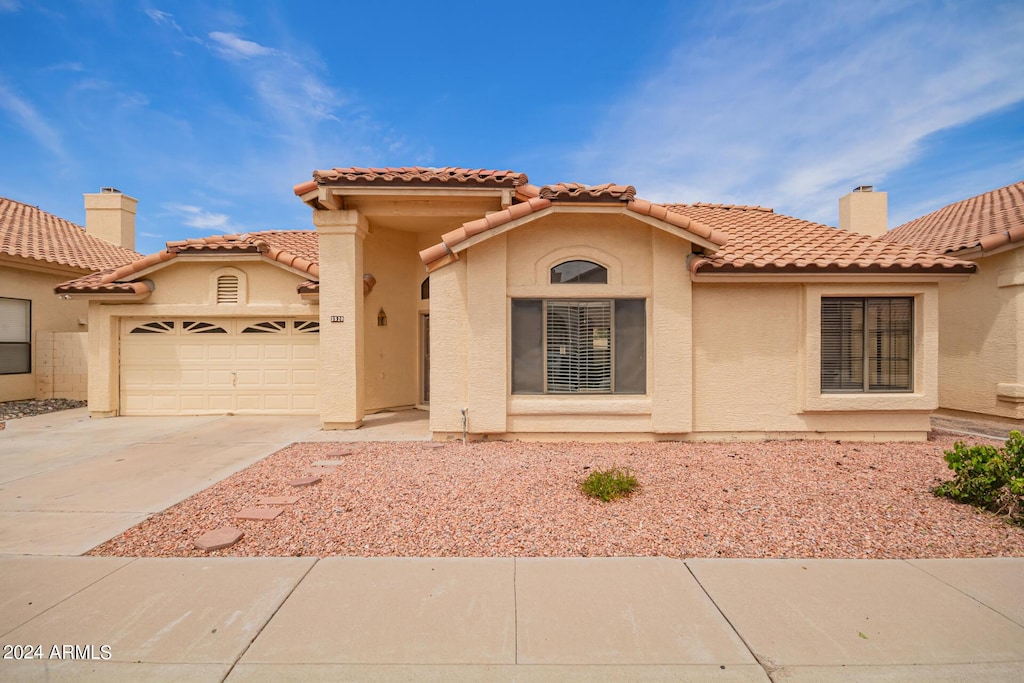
[
  {"xmin": 87, "ymin": 303, "xmax": 118, "ymax": 418},
  {"xmin": 651, "ymin": 230, "xmax": 693, "ymax": 433},
  {"xmin": 314, "ymin": 209, "xmax": 368, "ymax": 429}
]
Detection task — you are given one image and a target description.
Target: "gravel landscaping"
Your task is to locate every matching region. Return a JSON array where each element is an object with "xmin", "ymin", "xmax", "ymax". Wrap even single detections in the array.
[
  {"xmin": 1, "ymin": 398, "xmax": 86, "ymax": 422},
  {"xmin": 90, "ymin": 430, "xmax": 1024, "ymax": 559}
]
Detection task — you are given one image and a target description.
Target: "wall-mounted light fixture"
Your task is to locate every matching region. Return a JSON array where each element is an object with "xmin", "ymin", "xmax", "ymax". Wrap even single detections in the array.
[{"xmin": 377, "ymin": 308, "xmax": 388, "ymax": 326}]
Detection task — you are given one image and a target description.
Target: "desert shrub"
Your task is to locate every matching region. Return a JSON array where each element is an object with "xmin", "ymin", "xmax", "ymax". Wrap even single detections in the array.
[
  {"xmin": 581, "ymin": 467, "xmax": 638, "ymax": 502},
  {"xmin": 934, "ymin": 431, "xmax": 1024, "ymax": 524}
]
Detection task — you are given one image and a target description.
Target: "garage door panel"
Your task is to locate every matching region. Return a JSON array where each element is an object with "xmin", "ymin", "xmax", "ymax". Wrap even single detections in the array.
[
  {"xmin": 292, "ymin": 369, "xmax": 317, "ymax": 386},
  {"xmin": 120, "ymin": 318, "xmax": 319, "ymax": 416},
  {"xmin": 262, "ymin": 369, "xmax": 289, "ymax": 386},
  {"xmin": 236, "ymin": 344, "xmax": 261, "ymax": 361},
  {"xmin": 207, "ymin": 345, "xmax": 234, "ymax": 361},
  {"xmin": 235, "ymin": 369, "xmax": 262, "ymax": 386}
]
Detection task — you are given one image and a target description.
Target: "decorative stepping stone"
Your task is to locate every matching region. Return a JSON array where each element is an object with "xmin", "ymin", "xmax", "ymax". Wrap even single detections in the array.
[
  {"xmin": 288, "ymin": 475, "xmax": 321, "ymax": 487},
  {"xmin": 257, "ymin": 496, "xmax": 301, "ymax": 505},
  {"xmin": 312, "ymin": 460, "xmax": 345, "ymax": 467},
  {"xmin": 234, "ymin": 507, "xmax": 284, "ymax": 521},
  {"xmin": 194, "ymin": 527, "xmax": 243, "ymax": 551}
]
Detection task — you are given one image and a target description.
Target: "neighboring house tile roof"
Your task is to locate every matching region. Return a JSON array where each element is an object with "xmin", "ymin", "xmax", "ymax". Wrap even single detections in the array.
[
  {"xmin": 883, "ymin": 181, "xmax": 1024, "ymax": 254},
  {"xmin": 674, "ymin": 203, "xmax": 974, "ymax": 274},
  {"xmin": 293, "ymin": 166, "xmax": 528, "ymax": 196},
  {"xmin": 56, "ymin": 231, "xmax": 318, "ymax": 295},
  {"xmin": 0, "ymin": 196, "xmax": 142, "ymax": 271}
]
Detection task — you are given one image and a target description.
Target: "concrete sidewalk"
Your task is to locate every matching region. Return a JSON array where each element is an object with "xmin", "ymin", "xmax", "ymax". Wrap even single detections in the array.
[{"xmin": 1, "ymin": 555, "xmax": 1021, "ymax": 682}]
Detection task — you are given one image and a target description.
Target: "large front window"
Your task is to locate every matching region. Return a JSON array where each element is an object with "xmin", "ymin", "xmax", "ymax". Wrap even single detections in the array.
[
  {"xmin": 821, "ymin": 297, "xmax": 912, "ymax": 392},
  {"xmin": 511, "ymin": 299, "xmax": 645, "ymax": 394}
]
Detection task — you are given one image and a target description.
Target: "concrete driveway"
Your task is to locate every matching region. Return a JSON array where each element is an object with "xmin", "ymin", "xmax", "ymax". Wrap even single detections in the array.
[{"xmin": 0, "ymin": 409, "xmax": 321, "ymax": 555}]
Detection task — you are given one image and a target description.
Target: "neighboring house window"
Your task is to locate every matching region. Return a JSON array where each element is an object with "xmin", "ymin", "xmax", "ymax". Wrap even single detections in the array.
[
  {"xmin": 0, "ymin": 297, "xmax": 31, "ymax": 375},
  {"xmin": 821, "ymin": 297, "xmax": 913, "ymax": 392},
  {"xmin": 511, "ymin": 299, "xmax": 645, "ymax": 394},
  {"xmin": 421, "ymin": 277, "xmax": 429, "ymax": 300},
  {"xmin": 217, "ymin": 274, "xmax": 239, "ymax": 304},
  {"xmin": 550, "ymin": 260, "xmax": 608, "ymax": 284}
]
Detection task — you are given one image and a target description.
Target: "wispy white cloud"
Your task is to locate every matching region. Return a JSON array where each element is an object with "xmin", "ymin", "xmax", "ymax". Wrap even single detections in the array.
[
  {"xmin": 163, "ymin": 203, "xmax": 238, "ymax": 233},
  {"xmin": 144, "ymin": 8, "xmax": 202, "ymax": 44},
  {"xmin": 208, "ymin": 31, "xmax": 278, "ymax": 59},
  {"xmin": 0, "ymin": 81, "xmax": 64, "ymax": 159},
  {"xmin": 0, "ymin": 0, "xmax": 20, "ymax": 13},
  {"xmin": 572, "ymin": 1, "xmax": 1024, "ymax": 224},
  {"xmin": 42, "ymin": 61, "xmax": 85, "ymax": 72}
]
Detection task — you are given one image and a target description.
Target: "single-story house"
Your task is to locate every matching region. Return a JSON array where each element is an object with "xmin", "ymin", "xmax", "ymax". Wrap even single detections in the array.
[
  {"xmin": 883, "ymin": 180, "xmax": 1024, "ymax": 419},
  {"xmin": 57, "ymin": 167, "xmax": 977, "ymax": 441},
  {"xmin": 1, "ymin": 190, "xmax": 141, "ymax": 402}
]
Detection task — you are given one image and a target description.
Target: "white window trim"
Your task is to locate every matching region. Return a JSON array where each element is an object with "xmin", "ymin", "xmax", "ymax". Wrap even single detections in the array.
[{"xmin": 803, "ymin": 284, "xmax": 937, "ymax": 412}]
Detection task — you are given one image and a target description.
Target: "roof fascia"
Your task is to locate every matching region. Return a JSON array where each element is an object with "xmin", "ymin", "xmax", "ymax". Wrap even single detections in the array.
[
  {"xmin": 122, "ymin": 253, "xmax": 317, "ymax": 283},
  {"xmin": 690, "ymin": 272, "xmax": 973, "ymax": 284},
  {"xmin": 58, "ymin": 291, "xmax": 151, "ymax": 302},
  {"xmin": 449, "ymin": 204, "xmax": 722, "ymax": 257},
  {"xmin": 954, "ymin": 240, "xmax": 1024, "ymax": 260}
]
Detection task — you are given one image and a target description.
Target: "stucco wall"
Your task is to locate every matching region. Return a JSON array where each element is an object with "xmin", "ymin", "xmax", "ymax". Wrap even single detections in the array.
[
  {"xmin": 430, "ymin": 208, "xmax": 939, "ymax": 439},
  {"xmin": 0, "ymin": 264, "xmax": 88, "ymax": 401},
  {"xmin": 362, "ymin": 226, "xmax": 420, "ymax": 412},
  {"xmin": 85, "ymin": 258, "xmax": 317, "ymax": 417},
  {"xmin": 692, "ymin": 281, "xmax": 937, "ymax": 439},
  {"xmin": 937, "ymin": 247, "xmax": 1023, "ymax": 419}
]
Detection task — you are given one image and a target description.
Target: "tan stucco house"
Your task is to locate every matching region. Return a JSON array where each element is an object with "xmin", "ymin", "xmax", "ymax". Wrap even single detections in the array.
[
  {"xmin": 58, "ymin": 167, "xmax": 978, "ymax": 441},
  {"xmin": 1, "ymin": 190, "xmax": 140, "ymax": 402},
  {"xmin": 883, "ymin": 180, "xmax": 1024, "ymax": 419}
]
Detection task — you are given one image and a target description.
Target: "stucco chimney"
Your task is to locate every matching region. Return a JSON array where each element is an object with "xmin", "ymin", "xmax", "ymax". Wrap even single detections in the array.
[
  {"xmin": 84, "ymin": 188, "xmax": 137, "ymax": 250},
  {"xmin": 839, "ymin": 185, "xmax": 887, "ymax": 237}
]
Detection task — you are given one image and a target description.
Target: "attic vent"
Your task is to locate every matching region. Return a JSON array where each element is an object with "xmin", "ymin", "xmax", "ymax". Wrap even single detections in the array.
[{"xmin": 217, "ymin": 274, "xmax": 239, "ymax": 304}]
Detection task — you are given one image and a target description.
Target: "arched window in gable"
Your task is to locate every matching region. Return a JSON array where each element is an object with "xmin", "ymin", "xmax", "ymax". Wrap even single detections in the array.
[{"xmin": 550, "ymin": 260, "xmax": 607, "ymax": 284}]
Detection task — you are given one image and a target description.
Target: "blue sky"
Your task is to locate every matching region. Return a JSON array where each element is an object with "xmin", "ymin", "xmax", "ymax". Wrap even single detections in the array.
[{"xmin": 1, "ymin": 0, "xmax": 1022, "ymax": 256}]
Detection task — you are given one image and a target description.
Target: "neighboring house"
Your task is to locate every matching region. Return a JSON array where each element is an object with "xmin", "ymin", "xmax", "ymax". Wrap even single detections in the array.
[
  {"xmin": 1, "ymin": 190, "xmax": 141, "ymax": 402},
  {"xmin": 58, "ymin": 167, "xmax": 976, "ymax": 441},
  {"xmin": 883, "ymin": 181, "xmax": 1024, "ymax": 420}
]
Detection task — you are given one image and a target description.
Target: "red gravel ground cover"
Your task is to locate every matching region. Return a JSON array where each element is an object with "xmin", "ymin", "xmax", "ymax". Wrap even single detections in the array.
[{"xmin": 89, "ymin": 432, "xmax": 1024, "ymax": 559}]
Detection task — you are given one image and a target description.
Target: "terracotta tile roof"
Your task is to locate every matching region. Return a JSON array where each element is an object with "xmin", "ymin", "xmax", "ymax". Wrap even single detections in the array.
[
  {"xmin": 417, "ymin": 185, "xmax": 734, "ymax": 270},
  {"xmin": 294, "ymin": 166, "xmax": 528, "ymax": 196},
  {"xmin": 539, "ymin": 183, "xmax": 636, "ymax": 202},
  {"xmin": 56, "ymin": 230, "xmax": 319, "ymax": 295},
  {"xmin": 1, "ymin": 196, "xmax": 142, "ymax": 271},
  {"xmin": 671, "ymin": 204, "xmax": 975, "ymax": 275},
  {"xmin": 883, "ymin": 181, "xmax": 1024, "ymax": 254}
]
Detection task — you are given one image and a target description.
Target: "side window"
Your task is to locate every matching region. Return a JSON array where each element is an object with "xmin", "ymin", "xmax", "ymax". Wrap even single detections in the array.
[
  {"xmin": 0, "ymin": 297, "xmax": 31, "ymax": 374},
  {"xmin": 821, "ymin": 297, "xmax": 912, "ymax": 392}
]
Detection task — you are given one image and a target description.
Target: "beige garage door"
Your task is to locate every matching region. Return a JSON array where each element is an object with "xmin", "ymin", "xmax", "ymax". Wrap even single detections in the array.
[{"xmin": 120, "ymin": 318, "xmax": 319, "ymax": 415}]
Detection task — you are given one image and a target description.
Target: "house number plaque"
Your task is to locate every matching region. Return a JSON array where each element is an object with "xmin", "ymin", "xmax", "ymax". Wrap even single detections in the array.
[{"xmin": 330, "ymin": 315, "xmax": 344, "ymax": 323}]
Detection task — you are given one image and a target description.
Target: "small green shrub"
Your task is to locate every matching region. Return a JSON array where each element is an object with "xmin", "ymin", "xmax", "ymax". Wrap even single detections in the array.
[
  {"xmin": 934, "ymin": 431, "xmax": 1024, "ymax": 524},
  {"xmin": 581, "ymin": 467, "xmax": 639, "ymax": 502}
]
